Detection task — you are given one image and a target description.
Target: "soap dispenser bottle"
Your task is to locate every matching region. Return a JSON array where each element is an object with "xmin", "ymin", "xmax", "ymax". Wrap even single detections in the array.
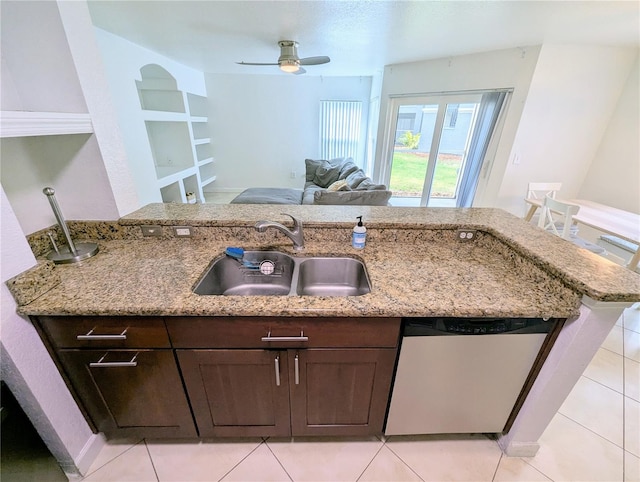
[{"xmin": 352, "ymin": 216, "xmax": 367, "ymax": 249}]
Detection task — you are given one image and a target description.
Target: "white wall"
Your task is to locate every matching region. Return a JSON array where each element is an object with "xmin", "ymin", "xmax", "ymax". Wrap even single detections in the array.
[
  {"xmin": 205, "ymin": 73, "xmax": 372, "ymax": 192},
  {"xmin": 374, "ymin": 46, "xmax": 541, "ymax": 207},
  {"xmin": 57, "ymin": 1, "xmax": 140, "ymax": 218},
  {"xmin": 579, "ymin": 52, "xmax": 640, "ymax": 214},
  {"xmin": 1, "ymin": 187, "xmax": 102, "ymax": 478},
  {"xmin": 498, "ymin": 45, "xmax": 638, "ymax": 217},
  {"xmin": 1, "ymin": 135, "xmax": 119, "ymax": 235},
  {"xmin": 0, "ymin": 1, "xmax": 122, "ymax": 235},
  {"xmin": 94, "ymin": 28, "xmax": 207, "ymax": 206}
]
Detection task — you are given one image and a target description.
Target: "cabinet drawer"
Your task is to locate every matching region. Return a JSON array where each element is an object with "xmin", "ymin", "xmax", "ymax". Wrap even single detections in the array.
[
  {"xmin": 166, "ymin": 317, "xmax": 401, "ymax": 349},
  {"xmin": 37, "ymin": 316, "xmax": 170, "ymax": 349}
]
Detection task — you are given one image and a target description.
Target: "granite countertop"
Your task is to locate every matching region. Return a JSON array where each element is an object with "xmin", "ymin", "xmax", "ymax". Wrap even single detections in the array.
[{"xmin": 9, "ymin": 205, "xmax": 640, "ymax": 319}]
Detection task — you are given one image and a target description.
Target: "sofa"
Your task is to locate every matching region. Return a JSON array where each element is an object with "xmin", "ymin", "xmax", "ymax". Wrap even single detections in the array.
[{"xmin": 230, "ymin": 157, "xmax": 392, "ymax": 206}]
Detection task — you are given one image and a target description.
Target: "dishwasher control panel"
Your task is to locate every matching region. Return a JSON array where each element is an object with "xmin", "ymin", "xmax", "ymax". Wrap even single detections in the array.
[{"xmin": 403, "ymin": 317, "xmax": 555, "ymax": 336}]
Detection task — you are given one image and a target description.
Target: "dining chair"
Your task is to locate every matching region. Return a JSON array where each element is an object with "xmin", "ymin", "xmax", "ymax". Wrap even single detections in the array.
[
  {"xmin": 527, "ymin": 182, "xmax": 562, "ymax": 201},
  {"xmin": 537, "ymin": 195, "xmax": 607, "ymax": 255},
  {"xmin": 524, "ymin": 182, "xmax": 562, "ymax": 221}
]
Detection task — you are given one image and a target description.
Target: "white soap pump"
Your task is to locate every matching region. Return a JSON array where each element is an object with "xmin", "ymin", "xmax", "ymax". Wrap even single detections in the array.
[{"xmin": 352, "ymin": 216, "xmax": 367, "ymax": 249}]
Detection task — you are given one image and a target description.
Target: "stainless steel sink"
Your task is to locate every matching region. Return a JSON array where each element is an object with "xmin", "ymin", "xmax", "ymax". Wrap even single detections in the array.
[
  {"xmin": 296, "ymin": 257, "xmax": 371, "ymax": 296},
  {"xmin": 193, "ymin": 251, "xmax": 371, "ymax": 296},
  {"xmin": 193, "ymin": 251, "xmax": 295, "ymax": 296}
]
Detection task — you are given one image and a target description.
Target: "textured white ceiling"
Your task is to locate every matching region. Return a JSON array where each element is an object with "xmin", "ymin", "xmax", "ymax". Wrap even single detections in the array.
[{"xmin": 87, "ymin": 1, "xmax": 640, "ymax": 76}]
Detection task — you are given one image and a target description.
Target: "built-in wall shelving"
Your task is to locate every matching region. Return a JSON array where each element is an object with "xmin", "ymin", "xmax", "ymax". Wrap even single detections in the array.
[
  {"xmin": 137, "ymin": 65, "xmax": 213, "ymax": 204},
  {"xmin": 0, "ymin": 111, "xmax": 93, "ymax": 138}
]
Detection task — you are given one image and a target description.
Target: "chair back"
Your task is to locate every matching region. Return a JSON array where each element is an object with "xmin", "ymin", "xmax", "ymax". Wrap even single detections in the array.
[
  {"xmin": 527, "ymin": 182, "xmax": 562, "ymax": 200},
  {"xmin": 538, "ymin": 195, "xmax": 580, "ymax": 240}
]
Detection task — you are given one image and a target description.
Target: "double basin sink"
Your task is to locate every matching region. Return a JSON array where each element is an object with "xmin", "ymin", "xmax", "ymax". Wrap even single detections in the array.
[{"xmin": 193, "ymin": 250, "xmax": 371, "ymax": 296}]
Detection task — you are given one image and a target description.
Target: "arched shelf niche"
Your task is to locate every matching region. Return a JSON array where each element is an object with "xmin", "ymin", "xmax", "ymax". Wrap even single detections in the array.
[
  {"xmin": 134, "ymin": 64, "xmax": 214, "ymax": 203},
  {"xmin": 136, "ymin": 64, "xmax": 185, "ymax": 113}
]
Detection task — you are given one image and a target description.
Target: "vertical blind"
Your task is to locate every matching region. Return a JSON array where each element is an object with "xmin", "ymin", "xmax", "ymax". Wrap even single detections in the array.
[{"xmin": 319, "ymin": 101, "xmax": 362, "ymax": 160}]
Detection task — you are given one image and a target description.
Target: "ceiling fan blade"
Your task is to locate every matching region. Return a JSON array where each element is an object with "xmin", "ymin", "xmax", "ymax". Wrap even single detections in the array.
[
  {"xmin": 236, "ymin": 61, "xmax": 279, "ymax": 66},
  {"xmin": 293, "ymin": 67, "xmax": 306, "ymax": 75},
  {"xmin": 299, "ymin": 56, "xmax": 330, "ymax": 66}
]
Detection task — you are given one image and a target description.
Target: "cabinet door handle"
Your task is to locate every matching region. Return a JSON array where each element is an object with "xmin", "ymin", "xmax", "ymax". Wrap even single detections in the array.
[
  {"xmin": 77, "ymin": 328, "xmax": 128, "ymax": 341},
  {"xmin": 89, "ymin": 352, "xmax": 138, "ymax": 368},
  {"xmin": 261, "ymin": 330, "xmax": 308, "ymax": 342},
  {"xmin": 294, "ymin": 353, "xmax": 300, "ymax": 385},
  {"xmin": 274, "ymin": 356, "xmax": 281, "ymax": 386}
]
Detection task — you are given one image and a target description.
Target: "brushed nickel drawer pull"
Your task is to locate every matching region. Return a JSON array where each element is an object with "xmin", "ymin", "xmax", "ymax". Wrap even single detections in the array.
[
  {"xmin": 89, "ymin": 352, "xmax": 138, "ymax": 368},
  {"xmin": 77, "ymin": 328, "xmax": 128, "ymax": 341},
  {"xmin": 274, "ymin": 355, "xmax": 281, "ymax": 386},
  {"xmin": 294, "ymin": 353, "xmax": 300, "ymax": 385},
  {"xmin": 261, "ymin": 330, "xmax": 308, "ymax": 342}
]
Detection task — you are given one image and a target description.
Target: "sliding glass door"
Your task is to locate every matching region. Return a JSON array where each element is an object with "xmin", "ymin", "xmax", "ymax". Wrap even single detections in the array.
[{"xmin": 383, "ymin": 92, "xmax": 507, "ymax": 207}]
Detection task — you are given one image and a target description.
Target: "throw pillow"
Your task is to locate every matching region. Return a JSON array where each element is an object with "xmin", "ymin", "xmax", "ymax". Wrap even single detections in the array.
[
  {"xmin": 305, "ymin": 158, "xmax": 326, "ymax": 182},
  {"xmin": 345, "ymin": 169, "xmax": 369, "ymax": 189},
  {"xmin": 337, "ymin": 159, "xmax": 359, "ymax": 180},
  {"xmin": 327, "ymin": 179, "xmax": 350, "ymax": 192},
  {"xmin": 313, "ymin": 160, "xmax": 343, "ymax": 188},
  {"xmin": 355, "ymin": 178, "xmax": 387, "ymax": 191}
]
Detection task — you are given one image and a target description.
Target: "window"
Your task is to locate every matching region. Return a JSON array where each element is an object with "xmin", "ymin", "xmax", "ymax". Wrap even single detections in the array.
[{"xmin": 319, "ymin": 101, "xmax": 362, "ymax": 160}]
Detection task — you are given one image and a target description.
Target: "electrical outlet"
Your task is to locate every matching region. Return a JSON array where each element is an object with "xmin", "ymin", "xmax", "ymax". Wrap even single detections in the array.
[
  {"xmin": 290, "ymin": 171, "xmax": 297, "ymax": 179},
  {"xmin": 141, "ymin": 225, "xmax": 162, "ymax": 237},
  {"xmin": 173, "ymin": 226, "xmax": 193, "ymax": 237},
  {"xmin": 457, "ymin": 229, "xmax": 477, "ymax": 242}
]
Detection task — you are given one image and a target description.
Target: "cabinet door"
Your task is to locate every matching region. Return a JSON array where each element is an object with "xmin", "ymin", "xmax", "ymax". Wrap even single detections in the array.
[
  {"xmin": 177, "ymin": 350, "xmax": 291, "ymax": 438},
  {"xmin": 289, "ymin": 349, "xmax": 397, "ymax": 436},
  {"xmin": 58, "ymin": 350, "xmax": 196, "ymax": 438}
]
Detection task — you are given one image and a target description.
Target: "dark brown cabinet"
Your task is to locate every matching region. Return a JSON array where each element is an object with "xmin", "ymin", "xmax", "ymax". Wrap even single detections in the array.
[
  {"xmin": 168, "ymin": 317, "xmax": 401, "ymax": 438},
  {"xmin": 34, "ymin": 315, "xmax": 401, "ymax": 439},
  {"xmin": 290, "ymin": 348, "xmax": 396, "ymax": 436},
  {"xmin": 177, "ymin": 349, "xmax": 292, "ymax": 437},
  {"xmin": 35, "ymin": 316, "xmax": 196, "ymax": 438}
]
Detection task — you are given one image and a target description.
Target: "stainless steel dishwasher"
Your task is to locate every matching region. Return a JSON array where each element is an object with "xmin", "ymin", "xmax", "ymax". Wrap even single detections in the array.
[{"xmin": 385, "ymin": 317, "xmax": 556, "ymax": 435}]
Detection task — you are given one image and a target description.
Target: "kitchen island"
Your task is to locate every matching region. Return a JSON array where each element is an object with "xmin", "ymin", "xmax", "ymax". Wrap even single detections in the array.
[
  {"xmin": 7, "ymin": 204, "xmax": 640, "ymax": 456},
  {"xmin": 10, "ymin": 204, "xmax": 639, "ymax": 315}
]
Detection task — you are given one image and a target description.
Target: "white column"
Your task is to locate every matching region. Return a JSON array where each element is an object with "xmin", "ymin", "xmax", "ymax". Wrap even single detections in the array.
[
  {"xmin": 498, "ymin": 296, "xmax": 630, "ymax": 456},
  {"xmin": 1, "ymin": 188, "xmax": 104, "ymax": 478}
]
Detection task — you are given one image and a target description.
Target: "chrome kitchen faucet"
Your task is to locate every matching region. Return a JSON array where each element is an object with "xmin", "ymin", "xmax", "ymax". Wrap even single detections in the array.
[{"xmin": 255, "ymin": 213, "xmax": 304, "ymax": 251}]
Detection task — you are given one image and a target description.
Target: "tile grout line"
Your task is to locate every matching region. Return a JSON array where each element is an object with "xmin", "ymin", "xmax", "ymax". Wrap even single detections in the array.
[
  {"xmin": 262, "ymin": 438, "xmax": 294, "ymax": 482},
  {"xmin": 381, "ymin": 439, "xmax": 427, "ymax": 482},
  {"xmin": 556, "ymin": 411, "xmax": 626, "ymax": 452},
  {"xmin": 490, "ymin": 452, "xmax": 504, "ymax": 482},
  {"xmin": 354, "ymin": 440, "xmax": 386, "ymax": 482},
  {"xmin": 81, "ymin": 438, "xmax": 144, "ymax": 479},
  {"xmin": 142, "ymin": 439, "xmax": 160, "ymax": 482},
  {"xmin": 487, "ymin": 435, "xmax": 554, "ymax": 482},
  {"xmin": 216, "ymin": 439, "xmax": 267, "ymax": 482},
  {"xmin": 517, "ymin": 456, "xmax": 555, "ymax": 482},
  {"xmin": 582, "ymin": 373, "xmax": 624, "ymax": 396}
]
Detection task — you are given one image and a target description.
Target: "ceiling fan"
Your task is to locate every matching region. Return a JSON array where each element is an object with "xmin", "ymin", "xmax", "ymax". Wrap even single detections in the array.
[{"xmin": 236, "ymin": 40, "xmax": 330, "ymax": 74}]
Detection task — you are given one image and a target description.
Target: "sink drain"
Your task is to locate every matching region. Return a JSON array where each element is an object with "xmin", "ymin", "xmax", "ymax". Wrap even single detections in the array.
[{"xmin": 259, "ymin": 260, "xmax": 276, "ymax": 275}]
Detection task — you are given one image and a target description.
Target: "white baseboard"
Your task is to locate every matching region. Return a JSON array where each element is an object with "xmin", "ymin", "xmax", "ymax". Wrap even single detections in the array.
[
  {"xmin": 73, "ymin": 433, "xmax": 106, "ymax": 477},
  {"xmin": 498, "ymin": 439, "xmax": 541, "ymax": 457}
]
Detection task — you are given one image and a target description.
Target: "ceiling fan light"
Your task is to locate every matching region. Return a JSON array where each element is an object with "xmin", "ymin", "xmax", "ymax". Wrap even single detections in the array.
[{"xmin": 279, "ymin": 60, "xmax": 299, "ymax": 73}]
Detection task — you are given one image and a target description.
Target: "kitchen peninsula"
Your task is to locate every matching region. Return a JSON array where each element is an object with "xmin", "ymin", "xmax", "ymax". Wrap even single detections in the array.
[{"xmin": 7, "ymin": 204, "xmax": 640, "ymax": 457}]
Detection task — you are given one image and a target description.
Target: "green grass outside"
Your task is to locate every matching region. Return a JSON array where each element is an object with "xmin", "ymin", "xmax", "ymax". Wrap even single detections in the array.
[{"xmin": 388, "ymin": 150, "xmax": 462, "ymax": 198}]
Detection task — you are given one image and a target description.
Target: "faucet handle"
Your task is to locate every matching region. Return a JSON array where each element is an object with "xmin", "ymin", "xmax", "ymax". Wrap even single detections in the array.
[{"xmin": 280, "ymin": 213, "xmax": 302, "ymax": 228}]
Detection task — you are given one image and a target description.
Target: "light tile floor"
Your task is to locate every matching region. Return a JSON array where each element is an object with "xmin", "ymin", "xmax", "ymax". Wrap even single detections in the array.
[{"xmin": 78, "ymin": 305, "xmax": 640, "ymax": 482}]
